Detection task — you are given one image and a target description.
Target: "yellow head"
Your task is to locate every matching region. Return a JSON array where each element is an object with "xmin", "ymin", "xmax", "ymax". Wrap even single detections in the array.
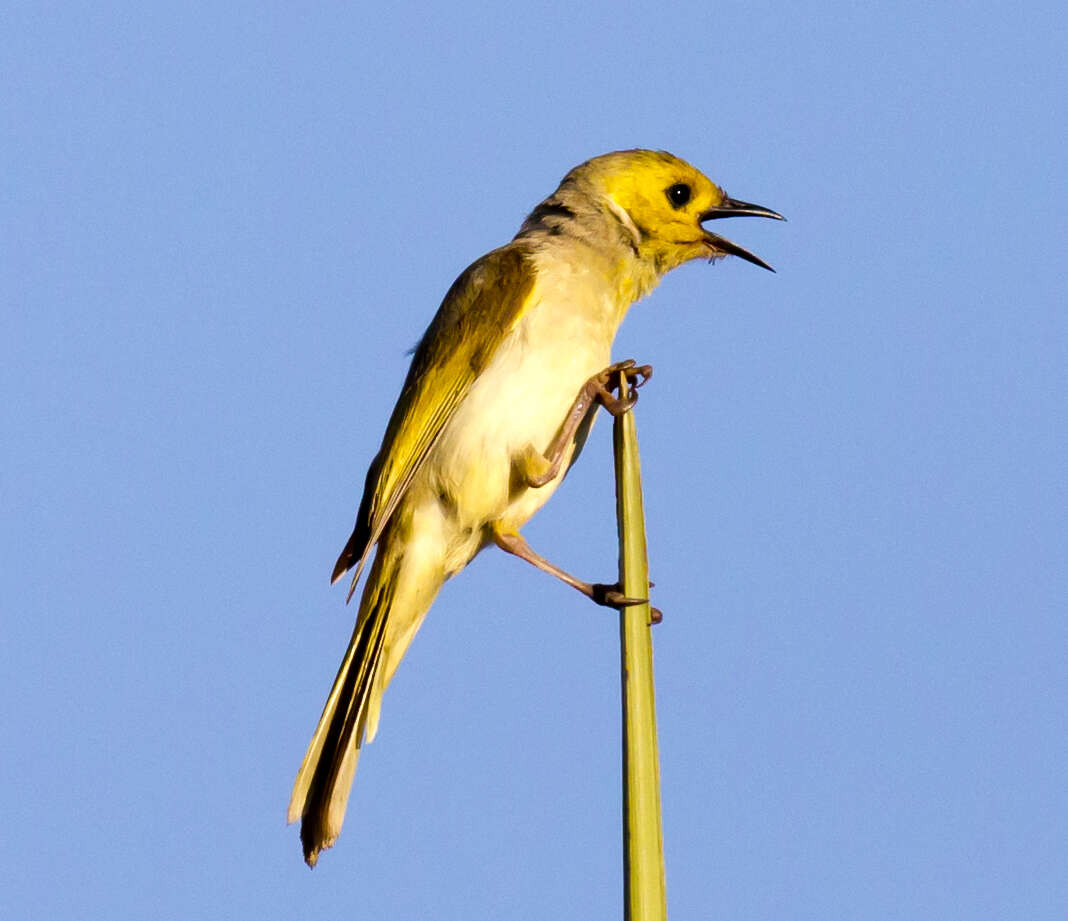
[{"xmin": 523, "ymin": 149, "xmax": 783, "ymax": 276}]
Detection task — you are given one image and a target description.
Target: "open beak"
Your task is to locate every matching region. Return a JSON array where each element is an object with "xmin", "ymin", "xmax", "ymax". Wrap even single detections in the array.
[{"xmin": 699, "ymin": 196, "xmax": 785, "ymax": 272}]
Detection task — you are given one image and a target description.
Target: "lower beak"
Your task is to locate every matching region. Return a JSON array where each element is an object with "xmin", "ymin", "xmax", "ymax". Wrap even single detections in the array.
[{"xmin": 699, "ymin": 196, "xmax": 785, "ymax": 272}]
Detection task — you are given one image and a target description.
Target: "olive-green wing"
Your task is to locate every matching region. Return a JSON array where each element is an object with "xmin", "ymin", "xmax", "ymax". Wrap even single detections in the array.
[{"xmin": 332, "ymin": 242, "xmax": 537, "ymax": 599}]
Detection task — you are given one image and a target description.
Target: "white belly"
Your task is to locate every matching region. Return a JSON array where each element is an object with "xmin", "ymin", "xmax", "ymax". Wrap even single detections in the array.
[{"xmin": 418, "ymin": 265, "xmax": 626, "ymax": 570}]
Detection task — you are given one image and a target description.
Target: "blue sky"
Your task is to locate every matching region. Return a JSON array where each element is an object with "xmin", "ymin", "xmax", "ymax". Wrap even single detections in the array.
[{"xmin": 4, "ymin": 2, "xmax": 1065, "ymax": 918}]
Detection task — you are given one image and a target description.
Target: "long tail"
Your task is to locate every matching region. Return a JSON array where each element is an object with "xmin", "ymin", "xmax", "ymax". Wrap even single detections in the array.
[{"xmin": 288, "ymin": 554, "xmax": 398, "ymax": 867}]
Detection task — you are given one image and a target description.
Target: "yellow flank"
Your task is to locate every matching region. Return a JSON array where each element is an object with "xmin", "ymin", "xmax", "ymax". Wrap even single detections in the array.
[{"xmin": 290, "ymin": 149, "xmax": 783, "ymax": 866}]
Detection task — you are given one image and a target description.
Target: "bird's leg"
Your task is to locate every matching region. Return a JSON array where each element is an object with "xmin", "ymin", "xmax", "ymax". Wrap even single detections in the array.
[
  {"xmin": 491, "ymin": 525, "xmax": 649, "ymax": 609},
  {"xmin": 518, "ymin": 359, "xmax": 653, "ymax": 489}
]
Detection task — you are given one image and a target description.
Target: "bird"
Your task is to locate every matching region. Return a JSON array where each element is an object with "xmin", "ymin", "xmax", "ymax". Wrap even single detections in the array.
[{"xmin": 288, "ymin": 149, "xmax": 783, "ymax": 865}]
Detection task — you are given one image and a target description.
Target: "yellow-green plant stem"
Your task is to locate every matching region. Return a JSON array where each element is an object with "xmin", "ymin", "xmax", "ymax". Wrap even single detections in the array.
[{"xmin": 613, "ymin": 374, "xmax": 667, "ymax": 921}]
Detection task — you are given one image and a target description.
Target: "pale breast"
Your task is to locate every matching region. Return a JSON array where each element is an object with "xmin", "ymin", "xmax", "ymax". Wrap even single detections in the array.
[{"xmin": 425, "ymin": 252, "xmax": 626, "ymax": 539}]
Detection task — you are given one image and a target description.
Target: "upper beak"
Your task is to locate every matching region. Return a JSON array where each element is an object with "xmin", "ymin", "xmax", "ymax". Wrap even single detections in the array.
[{"xmin": 699, "ymin": 196, "xmax": 785, "ymax": 272}]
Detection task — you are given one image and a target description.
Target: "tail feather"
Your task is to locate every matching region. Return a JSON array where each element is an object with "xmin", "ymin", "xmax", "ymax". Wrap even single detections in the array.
[{"xmin": 288, "ymin": 562, "xmax": 396, "ymax": 867}]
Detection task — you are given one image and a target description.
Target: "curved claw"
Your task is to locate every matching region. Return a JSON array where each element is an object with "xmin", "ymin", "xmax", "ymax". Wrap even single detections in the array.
[
  {"xmin": 590, "ymin": 582, "xmax": 648, "ymax": 609},
  {"xmin": 622, "ymin": 364, "xmax": 653, "ymax": 390},
  {"xmin": 606, "ymin": 360, "xmax": 652, "ymax": 389},
  {"xmin": 598, "ymin": 388, "xmax": 639, "ymax": 417},
  {"xmin": 593, "ymin": 360, "xmax": 653, "ymax": 417}
]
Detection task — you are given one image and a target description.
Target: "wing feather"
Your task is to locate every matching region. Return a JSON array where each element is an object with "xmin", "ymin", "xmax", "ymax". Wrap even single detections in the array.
[{"xmin": 332, "ymin": 242, "xmax": 538, "ymax": 598}]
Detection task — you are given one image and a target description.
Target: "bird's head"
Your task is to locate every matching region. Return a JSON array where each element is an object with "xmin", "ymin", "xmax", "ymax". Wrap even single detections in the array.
[{"xmin": 546, "ymin": 149, "xmax": 784, "ymax": 275}]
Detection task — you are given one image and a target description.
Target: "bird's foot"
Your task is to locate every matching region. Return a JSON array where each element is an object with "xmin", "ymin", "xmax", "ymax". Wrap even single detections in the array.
[
  {"xmin": 589, "ymin": 582, "xmax": 662, "ymax": 624},
  {"xmin": 591, "ymin": 360, "xmax": 652, "ymax": 417},
  {"xmin": 589, "ymin": 581, "xmax": 646, "ymax": 608},
  {"xmin": 589, "ymin": 580, "xmax": 658, "ymax": 607}
]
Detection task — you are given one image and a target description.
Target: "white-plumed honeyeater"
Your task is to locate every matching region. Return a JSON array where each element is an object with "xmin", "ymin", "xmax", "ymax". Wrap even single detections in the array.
[{"xmin": 289, "ymin": 149, "xmax": 783, "ymax": 865}]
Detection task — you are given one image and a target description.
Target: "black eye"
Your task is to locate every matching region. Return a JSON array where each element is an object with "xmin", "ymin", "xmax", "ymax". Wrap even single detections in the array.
[{"xmin": 666, "ymin": 183, "xmax": 691, "ymax": 208}]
